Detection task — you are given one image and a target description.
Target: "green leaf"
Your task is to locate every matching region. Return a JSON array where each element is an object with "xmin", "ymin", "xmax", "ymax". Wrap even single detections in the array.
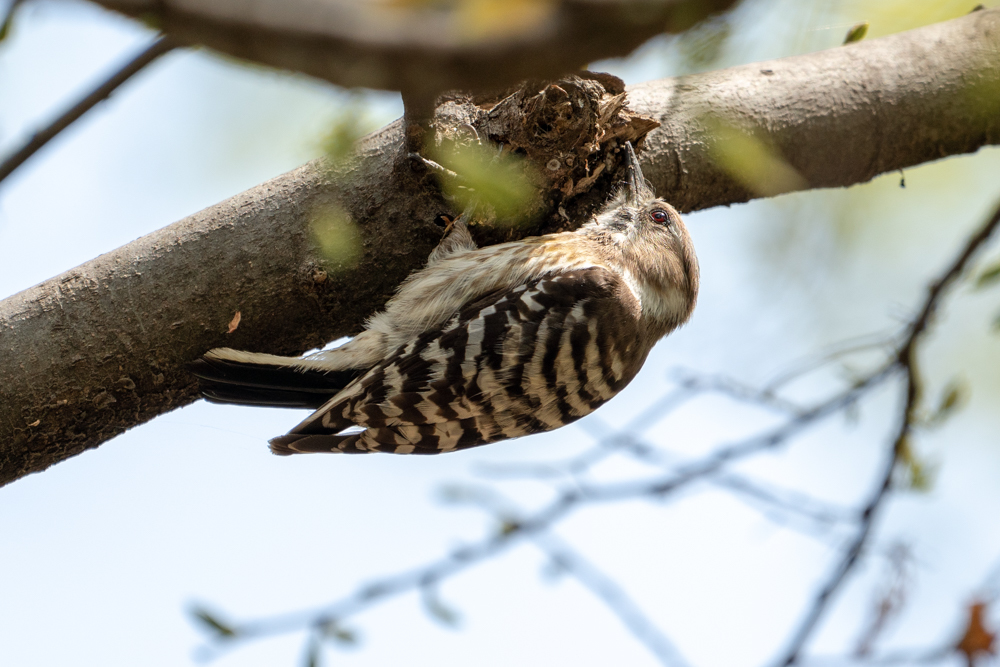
[
  {"xmin": 975, "ymin": 262, "xmax": 1000, "ymax": 289},
  {"xmin": 896, "ymin": 435, "xmax": 937, "ymax": 493},
  {"xmin": 843, "ymin": 22, "xmax": 870, "ymax": 44},
  {"xmin": 924, "ymin": 379, "xmax": 968, "ymax": 427},
  {"xmin": 189, "ymin": 605, "xmax": 237, "ymax": 638}
]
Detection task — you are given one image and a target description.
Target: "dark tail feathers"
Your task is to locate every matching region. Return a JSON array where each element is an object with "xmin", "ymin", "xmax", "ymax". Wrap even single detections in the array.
[{"xmin": 189, "ymin": 355, "xmax": 361, "ymax": 410}]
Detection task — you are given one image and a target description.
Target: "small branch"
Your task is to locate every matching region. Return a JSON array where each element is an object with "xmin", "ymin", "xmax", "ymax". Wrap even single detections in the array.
[
  {"xmin": 761, "ymin": 332, "xmax": 899, "ymax": 395},
  {"xmin": 673, "ymin": 370, "xmax": 807, "ymax": 416},
  {"xmin": 533, "ymin": 533, "xmax": 693, "ymax": 667},
  {"xmin": 0, "ymin": 36, "xmax": 176, "ymax": 185},
  {"xmin": 196, "ymin": 354, "xmax": 899, "ymax": 655},
  {"xmin": 190, "ymin": 199, "xmax": 1000, "ymax": 661},
  {"xmin": 773, "ymin": 198, "xmax": 1000, "ymax": 666}
]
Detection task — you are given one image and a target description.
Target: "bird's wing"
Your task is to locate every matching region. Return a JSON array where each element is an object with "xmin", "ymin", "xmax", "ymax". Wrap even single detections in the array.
[{"xmin": 273, "ymin": 265, "xmax": 646, "ymax": 454}]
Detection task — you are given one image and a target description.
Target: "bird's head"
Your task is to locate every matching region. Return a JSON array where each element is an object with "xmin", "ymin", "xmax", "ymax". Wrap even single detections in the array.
[{"xmin": 590, "ymin": 142, "xmax": 700, "ymax": 334}]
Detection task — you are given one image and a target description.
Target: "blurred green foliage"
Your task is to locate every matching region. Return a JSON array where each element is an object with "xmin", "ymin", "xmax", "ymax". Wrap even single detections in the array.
[
  {"xmin": 842, "ymin": 21, "xmax": 869, "ymax": 43},
  {"xmin": 897, "ymin": 435, "xmax": 938, "ymax": 492},
  {"xmin": 674, "ymin": 15, "xmax": 732, "ymax": 71},
  {"xmin": 383, "ymin": 0, "xmax": 555, "ymax": 41},
  {"xmin": 311, "ymin": 204, "xmax": 363, "ymax": 271},
  {"xmin": 703, "ymin": 117, "xmax": 807, "ymax": 197},
  {"xmin": 840, "ymin": 0, "xmax": 993, "ymax": 37},
  {"xmin": 923, "ymin": 379, "xmax": 969, "ymax": 428},
  {"xmin": 433, "ymin": 142, "xmax": 538, "ymax": 228},
  {"xmin": 321, "ymin": 96, "xmax": 381, "ymax": 164},
  {"xmin": 976, "ymin": 262, "xmax": 1000, "ymax": 289}
]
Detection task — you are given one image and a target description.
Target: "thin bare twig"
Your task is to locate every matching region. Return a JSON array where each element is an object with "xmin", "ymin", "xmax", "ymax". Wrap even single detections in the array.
[
  {"xmin": 0, "ymin": 36, "xmax": 176, "ymax": 185},
  {"xmin": 854, "ymin": 543, "xmax": 914, "ymax": 658},
  {"xmin": 192, "ymin": 190, "xmax": 1000, "ymax": 667},
  {"xmin": 533, "ymin": 533, "xmax": 693, "ymax": 667},
  {"xmin": 774, "ymin": 199, "xmax": 1000, "ymax": 666},
  {"xmin": 194, "ymin": 355, "xmax": 896, "ymax": 659}
]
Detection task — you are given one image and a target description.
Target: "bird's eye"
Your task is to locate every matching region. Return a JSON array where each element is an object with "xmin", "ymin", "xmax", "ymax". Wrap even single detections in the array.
[{"xmin": 650, "ymin": 209, "xmax": 669, "ymax": 224}]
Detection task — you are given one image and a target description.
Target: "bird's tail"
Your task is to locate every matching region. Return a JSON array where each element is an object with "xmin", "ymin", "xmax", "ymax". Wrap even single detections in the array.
[
  {"xmin": 189, "ymin": 349, "xmax": 361, "ymax": 410},
  {"xmin": 268, "ymin": 432, "xmax": 367, "ymax": 455}
]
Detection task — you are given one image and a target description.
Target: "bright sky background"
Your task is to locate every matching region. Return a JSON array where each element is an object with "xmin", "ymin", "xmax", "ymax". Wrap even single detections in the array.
[{"xmin": 2, "ymin": 1, "xmax": 1000, "ymax": 666}]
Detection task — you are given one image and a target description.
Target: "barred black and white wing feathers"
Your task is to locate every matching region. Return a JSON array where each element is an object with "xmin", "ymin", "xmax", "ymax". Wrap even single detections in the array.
[
  {"xmin": 269, "ymin": 266, "xmax": 647, "ymax": 455},
  {"xmin": 192, "ymin": 141, "xmax": 700, "ymax": 456}
]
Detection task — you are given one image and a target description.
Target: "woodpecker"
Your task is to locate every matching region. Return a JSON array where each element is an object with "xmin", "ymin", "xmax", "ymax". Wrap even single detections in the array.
[{"xmin": 190, "ymin": 142, "xmax": 699, "ymax": 455}]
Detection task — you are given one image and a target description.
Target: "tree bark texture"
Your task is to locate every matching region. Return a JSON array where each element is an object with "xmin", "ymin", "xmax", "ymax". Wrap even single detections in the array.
[{"xmin": 1, "ymin": 9, "xmax": 998, "ymax": 486}]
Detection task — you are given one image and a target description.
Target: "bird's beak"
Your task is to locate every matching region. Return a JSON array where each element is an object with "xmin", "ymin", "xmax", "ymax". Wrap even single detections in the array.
[{"xmin": 623, "ymin": 142, "xmax": 644, "ymax": 206}]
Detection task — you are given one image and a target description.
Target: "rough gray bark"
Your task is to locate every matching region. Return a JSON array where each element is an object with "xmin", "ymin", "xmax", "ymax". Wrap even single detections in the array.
[
  {"xmin": 2, "ymin": 9, "xmax": 999, "ymax": 487},
  {"xmin": 88, "ymin": 0, "xmax": 738, "ymax": 101}
]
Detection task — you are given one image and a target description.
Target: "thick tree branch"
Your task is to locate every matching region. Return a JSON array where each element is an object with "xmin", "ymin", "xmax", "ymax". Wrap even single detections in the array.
[
  {"xmin": 88, "ymin": 0, "xmax": 739, "ymax": 101},
  {"xmin": 629, "ymin": 7, "xmax": 1000, "ymax": 209},
  {"xmin": 1, "ymin": 9, "xmax": 999, "ymax": 486}
]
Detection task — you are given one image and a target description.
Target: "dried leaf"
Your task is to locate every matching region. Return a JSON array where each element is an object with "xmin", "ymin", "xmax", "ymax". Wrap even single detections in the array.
[
  {"xmin": 956, "ymin": 601, "xmax": 996, "ymax": 663},
  {"xmin": 843, "ymin": 22, "xmax": 870, "ymax": 44},
  {"xmin": 227, "ymin": 311, "xmax": 241, "ymax": 334}
]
